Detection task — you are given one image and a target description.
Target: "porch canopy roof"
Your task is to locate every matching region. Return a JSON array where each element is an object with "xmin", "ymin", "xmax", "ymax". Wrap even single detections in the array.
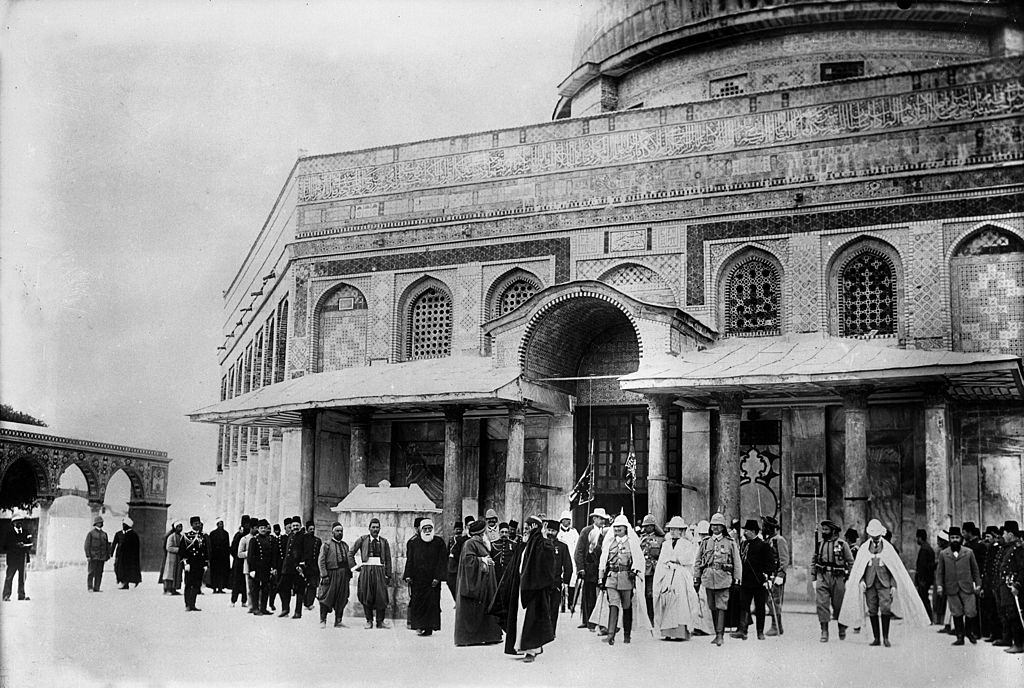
[
  {"xmin": 619, "ymin": 334, "xmax": 1024, "ymax": 406},
  {"xmin": 188, "ymin": 356, "xmax": 570, "ymax": 427}
]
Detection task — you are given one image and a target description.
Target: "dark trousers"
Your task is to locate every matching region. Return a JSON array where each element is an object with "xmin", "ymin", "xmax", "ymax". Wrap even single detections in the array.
[
  {"xmin": 184, "ymin": 566, "xmax": 204, "ymax": 609},
  {"xmin": 915, "ymin": 582, "xmax": 934, "ymax": 620},
  {"xmin": 278, "ymin": 574, "xmax": 294, "ymax": 612},
  {"xmin": 740, "ymin": 585, "xmax": 767, "ymax": 634},
  {"xmin": 247, "ymin": 574, "xmax": 258, "ymax": 611},
  {"xmin": 981, "ymin": 590, "xmax": 1001, "ymax": 637},
  {"xmin": 253, "ymin": 576, "xmax": 272, "ymax": 612},
  {"xmin": 645, "ymin": 574, "xmax": 655, "ymax": 625},
  {"xmin": 364, "ymin": 605, "xmax": 386, "ymax": 624},
  {"xmin": 87, "ymin": 560, "xmax": 105, "ymax": 591},
  {"xmin": 933, "ymin": 588, "xmax": 947, "ymax": 625},
  {"xmin": 3, "ymin": 559, "xmax": 27, "ymax": 599},
  {"xmin": 582, "ymin": 581, "xmax": 598, "ymax": 627},
  {"xmin": 231, "ymin": 565, "xmax": 247, "ymax": 605}
]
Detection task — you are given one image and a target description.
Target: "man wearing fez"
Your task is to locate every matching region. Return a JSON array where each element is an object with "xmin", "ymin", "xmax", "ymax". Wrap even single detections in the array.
[
  {"xmin": 300, "ymin": 520, "xmax": 322, "ymax": 611},
  {"xmin": 761, "ymin": 515, "xmax": 788, "ymax": 636},
  {"xmin": 3, "ymin": 511, "xmax": 33, "ymax": 601},
  {"xmin": 811, "ymin": 518, "xmax": 854, "ymax": 642},
  {"xmin": 179, "ymin": 516, "xmax": 209, "ymax": 611},
  {"xmin": 961, "ymin": 521, "xmax": 987, "ymax": 639},
  {"xmin": 936, "ymin": 525, "xmax": 982, "ymax": 645},
  {"xmin": 732, "ymin": 518, "xmax": 775, "ymax": 641},
  {"xmin": 996, "ymin": 520, "xmax": 1024, "ymax": 654},
  {"xmin": 316, "ymin": 522, "xmax": 352, "ymax": 628},
  {"xmin": 207, "ymin": 516, "xmax": 231, "ymax": 594},
  {"xmin": 839, "ymin": 518, "xmax": 930, "ymax": 646},
  {"xmin": 350, "ymin": 517, "xmax": 393, "ymax": 628},
  {"xmin": 84, "ymin": 515, "xmax": 110, "ymax": 592},
  {"xmin": 278, "ymin": 516, "xmax": 306, "ymax": 618},
  {"xmin": 488, "ymin": 516, "xmax": 558, "ymax": 663},
  {"xmin": 544, "ymin": 518, "xmax": 574, "ymax": 633},
  {"xmin": 694, "ymin": 513, "xmax": 742, "ymax": 646},
  {"xmin": 982, "ymin": 525, "xmax": 1004, "ymax": 643},
  {"xmin": 491, "ymin": 522, "xmax": 516, "ymax": 584},
  {"xmin": 455, "ymin": 519, "xmax": 504, "ymax": 646},
  {"xmin": 404, "ymin": 518, "xmax": 447, "ymax": 636},
  {"xmin": 574, "ymin": 507, "xmax": 609, "ymax": 631},
  {"xmin": 248, "ymin": 518, "xmax": 280, "ymax": 615},
  {"xmin": 230, "ymin": 515, "xmax": 250, "ymax": 607},
  {"xmin": 110, "ymin": 516, "xmax": 141, "ymax": 589}
]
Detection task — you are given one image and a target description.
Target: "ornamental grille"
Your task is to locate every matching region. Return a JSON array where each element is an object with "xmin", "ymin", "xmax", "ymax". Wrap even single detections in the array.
[
  {"xmin": 839, "ymin": 251, "xmax": 896, "ymax": 336},
  {"xmin": 408, "ymin": 288, "xmax": 452, "ymax": 360},
  {"xmin": 497, "ymin": 280, "xmax": 539, "ymax": 316},
  {"xmin": 955, "ymin": 228, "xmax": 1024, "ymax": 256},
  {"xmin": 726, "ymin": 259, "xmax": 781, "ymax": 335}
]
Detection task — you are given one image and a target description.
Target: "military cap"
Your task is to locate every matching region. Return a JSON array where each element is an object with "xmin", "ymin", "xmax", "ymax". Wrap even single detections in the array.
[{"xmin": 820, "ymin": 519, "xmax": 841, "ymax": 532}]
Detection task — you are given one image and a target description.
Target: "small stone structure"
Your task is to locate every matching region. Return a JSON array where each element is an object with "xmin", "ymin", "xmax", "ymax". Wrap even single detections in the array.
[{"xmin": 331, "ymin": 480, "xmax": 440, "ymax": 620}]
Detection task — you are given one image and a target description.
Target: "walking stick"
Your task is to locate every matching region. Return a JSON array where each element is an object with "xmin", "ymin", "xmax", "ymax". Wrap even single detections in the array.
[
  {"xmin": 1013, "ymin": 585, "xmax": 1024, "ymax": 630},
  {"xmin": 570, "ymin": 578, "xmax": 583, "ymax": 615}
]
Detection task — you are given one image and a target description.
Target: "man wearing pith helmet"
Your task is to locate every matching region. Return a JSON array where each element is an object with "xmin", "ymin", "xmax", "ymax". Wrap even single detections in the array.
[{"xmin": 694, "ymin": 513, "xmax": 742, "ymax": 646}]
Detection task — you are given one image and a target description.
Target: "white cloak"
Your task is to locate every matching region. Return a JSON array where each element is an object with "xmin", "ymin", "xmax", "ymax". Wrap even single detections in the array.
[{"xmin": 838, "ymin": 537, "xmax": 931, "ymax": 628}]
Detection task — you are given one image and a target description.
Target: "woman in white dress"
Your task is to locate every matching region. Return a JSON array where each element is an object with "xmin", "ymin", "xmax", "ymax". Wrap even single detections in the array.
[{"xmin": 653, "ymin": 516, "xmax": 710, "ymax": 640}]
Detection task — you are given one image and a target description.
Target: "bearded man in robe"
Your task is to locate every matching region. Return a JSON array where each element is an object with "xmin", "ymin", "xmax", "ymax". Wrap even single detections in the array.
[
  {"xmin": 455, "ymin": 519, "xmax": 503, "ymax": 646},
  {"xmin": 403, "ymin": 518, "xmax": 447, "ymax": 636}
]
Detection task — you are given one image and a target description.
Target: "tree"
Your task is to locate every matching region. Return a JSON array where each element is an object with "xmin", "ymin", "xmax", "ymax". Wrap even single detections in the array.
[{"xmin": 0, "ymin": 404, "xmax": 47, "ymax": 427}]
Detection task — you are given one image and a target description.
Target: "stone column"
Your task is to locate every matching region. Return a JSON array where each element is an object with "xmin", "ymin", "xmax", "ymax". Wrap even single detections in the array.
[
  {"xmin": 840, "ymin": 386, "xmax": 872, "ymax": 532},
  {"xmin": 349, "ymin": 409, "xmax": 372, "ymax": 493},
  {"xmin": 247, "ymin": 434, "xmax": 260, "ymax": 514},
  {"xmin": 34, "ymin": 497, "xmax": 54, "ymax": 567},
  {"xmin": 680, "ymin": 410, "xmax": 711, "ymax": 524},
  {"xmin": 504, "ymin": 403, "xmax": 527, "ymax": 527},
  {"xmin": 646, "ymin": 395, "xmax": 673, "ymax": 526},
  {"xmin": 443, "ymin": 406, "xmax": 465, "ymax": 539},
  {"xmin": 267, "ymin": 430, "xmax": 284, "ymax": 520},
  {"xmin": 713, "ymin": 392, "xmax": 744, "ymax": 522},
  {"xmin": 222, "ymin": 462, "xmax": 234, "ymax": 532},
  {"xmin": 925, "ymin": 390, "xmax": 952, "ymax": 545},
  {"xmin": 127, "ymin": 501, "xmax": 170, "ymax": 571},
  {"xmin": 547, "ymin": 413, "xmax": 575, "ymax": 518},
  {"xmin": 299, "ymin": 412, "xmax": 317, "ymax": 524},
  {"xmin": 254, "ymin": 430, "xmax": 270, "ymax": 521}
]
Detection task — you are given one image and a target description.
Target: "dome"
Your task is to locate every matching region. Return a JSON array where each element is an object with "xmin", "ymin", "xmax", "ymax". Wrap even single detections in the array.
[{"xmin": 555, "ymin": 0, "xmax": 1018, "ymax": 117}]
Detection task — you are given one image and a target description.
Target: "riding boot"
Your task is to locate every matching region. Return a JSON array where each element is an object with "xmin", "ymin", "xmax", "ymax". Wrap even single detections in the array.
[
  {"xmin": 951, "ymin": 616, "xmax": 965, "ymax": 645},
  {"xmin": 869, "ymin": 615, "xmax": 881, "ymax": 646},
  {"xmin": 966, "ymin": 616, "xmax": 978, "ymax": 644},
  {"xmin": 838, "ymin": 623, "xmax": 847, "ymax": 640},
  {"xmin": 881, "ymin": 614, "xmax": 892, "ymax": 647},
  {"xmin": 819, "ymin": 622, "xmax": 829, "ymax": 643},
  {"xmin": 714, "ymin": 610, "xmax": 725, "ymax": 646},
  {"xmin": 607, "ymin": 606, "xmax": 619, "ymax": 645},
  {"xmin": 319, "ymin": 604, "xmax": 328, "ymax": 628},
  {"xmin": 623, "ymin": 608, "xmax": 632, "ymax": 644}
]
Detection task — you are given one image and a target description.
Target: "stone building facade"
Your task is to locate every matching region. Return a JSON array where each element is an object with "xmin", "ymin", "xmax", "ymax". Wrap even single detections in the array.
[{"xmin": 191, "ymin": 1, "xmax": 1024, "ymax": 595}]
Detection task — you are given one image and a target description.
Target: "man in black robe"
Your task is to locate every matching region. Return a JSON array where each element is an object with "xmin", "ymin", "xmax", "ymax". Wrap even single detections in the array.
[
  {"xmin": 207, "ymin": 517, "xmax": 231, "ymax": 593},
  {"xmin": 230, "ymin": 515, "xmax": 250, "ymax": 607},
  {"xmin": 544, "ymin": 519, "xmax": 573, "ymax": 634},
  {"xmin": 111, "ymin": 516, "xmax": 142, "ymax": 589},
  {"xmin": 404, "ymin": 518, "xmax": 448, "ymax": 636},
  {"xmin": 445, "ymin": 520, "xmax": 466, "ymax": 602},
  {"xmin": 488, "ymin": 516, "xmax": 558, "ymax": 663},
  {"xmin": 455, "ymin": 519, "xmax": 503, "ymax": 646}
]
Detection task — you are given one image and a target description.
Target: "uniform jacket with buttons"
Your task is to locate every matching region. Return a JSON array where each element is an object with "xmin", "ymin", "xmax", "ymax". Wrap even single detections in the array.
[
  {"xmin": 695, "ymin": 534, "xmax": 742, "ymax": 590},
  {"xmin": 84, "ymin": 528, "xmax": 110, "ymax": 561}
]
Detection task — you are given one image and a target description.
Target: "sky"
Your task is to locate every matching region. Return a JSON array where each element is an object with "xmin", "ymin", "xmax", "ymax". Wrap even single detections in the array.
[{"xmin": 0, "ymin": 0, "xmax": 581, "ymax": 521}]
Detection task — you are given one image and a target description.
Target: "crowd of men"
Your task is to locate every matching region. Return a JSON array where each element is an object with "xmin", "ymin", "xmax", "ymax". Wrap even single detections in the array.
[{"xmin": 30, "ymin": 503, "xmax": 1019, "ymax": 662}]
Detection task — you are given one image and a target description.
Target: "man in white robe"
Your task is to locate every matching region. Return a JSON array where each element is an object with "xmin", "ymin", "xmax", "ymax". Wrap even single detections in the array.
[{"xmin": 556, "ymin": 510, "xmax": 579, "ymax": 612}]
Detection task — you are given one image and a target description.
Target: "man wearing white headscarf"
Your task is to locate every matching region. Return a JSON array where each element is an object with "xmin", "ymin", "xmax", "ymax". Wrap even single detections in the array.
[
  {"xmin": 110, "ymin": 516, "xmax": 142, "ymax": 589},
  {"xmin": 160, "ymin": 519, "xmax": 184, "ymax": 595},
  {"xmin": 403, "ymin": 518, "xmax": 447, "ymax": 636},
  {"xmin": 654, "ymin": 516, "xmax": 708, "ymax": 640},
  {"xmin": 839, "ymin": 518, "xmax": 930, "ymax": 647},
  {"xmin": 556, "ymin": 510, "xmax": 579, "ymax": 612},
  {"xmin": 595, "ymin": 512, "xmax": 651, "ymax": 645}
]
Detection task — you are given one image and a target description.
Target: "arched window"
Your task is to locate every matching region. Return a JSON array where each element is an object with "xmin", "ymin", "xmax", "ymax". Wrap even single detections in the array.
[
  {"xmin": 315, "ymin": 283, "xmax": 368, "ymax": 372},
  {"xmin": 838, "ymin": 250, "xmax": 897, "ymax": 336},
  {"xmin": 724, "ymin": 256, "xmax": 781, "ymax": 335},
  {"xmin": 599, "ymin": 263, "xmax": 675, "ymax": 305},
  {"xmin": 486, "ymin": 269, "xmax": 542, "ymax": 320},
  {"xmin": 954, "ymin": 226, "xmax": 1024, "ymax": 256},
  {"xmin": 407, "ymin": 285, "xmax": 453, "ymax": 360}
]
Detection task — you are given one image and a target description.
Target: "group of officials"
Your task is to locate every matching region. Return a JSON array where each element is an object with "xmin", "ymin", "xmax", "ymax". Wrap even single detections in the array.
[{"xmin": 139, "ymin": 506, "xmax": 1024, "ymax": 662}]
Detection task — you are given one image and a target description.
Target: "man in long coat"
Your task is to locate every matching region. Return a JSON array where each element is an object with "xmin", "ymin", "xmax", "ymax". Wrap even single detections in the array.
[
  {"xmin": 996, "ymin": 520, "xmax": 1024, "ymax": 653},
  {"xmin": 488, "ymin": 516, "xmax": 559, "ymax": 663},
  {"xmin": 732, "ymin": 518, "xmax": 776, "ymax": 640},
  {"xmin": 455, "ymin": 519, "xmax": 503, "ymax": 646},
  {"xmin": 403, "ymin": 517, "xmax": 448, "ymax": 636},
  {"xmin": 556, "ymin": 511, "xmax": 579, "ymax": 612},
  {"xmin": 936, "ymin": 525, "xmax": 982, "ymax": 645},
  {"xmin": 653, "ymin": 516, "xmax": 707, "ymax": 640},
  {"xmin": 574, "ymin": 507, "xmax": 609, "ymax": 631},
  {"xmin": 110, "ymin": 516, "xmax": 142, "ymax": 589},
  {"xmin": 350, "ymin": 517, "xmax": 393, "ymax": 628},
  {"xmin": 3, "ymin": 511, "xmax": 33, "ymax": 602},
  {"xmin": 84, "ymin": 516, "xmax": 110, "ymax": 592},
  {"xmin": 160, "ymin": 520, "xmax": 184, "ymax": 594},
  {"xmin": 229, "ymin": 515, "xmax": 250, "ymax": 607},
  {"xmin": 248, "ymin": 518, "xmax": 280, "ymax": 615},
  {"xmin": 445, "ymin": 520, "xmax": 467, "ymax": 602},
  {"xmin": 544, "ymin": 519, "xmax": 574, "ymax": 633},
  {"xmin": 207, "ymin": 517, "xmax": 231, "ymax": 593},
  {"xmin": 316, "ymin": 522, "xmax": 352, "ymax": 628}
]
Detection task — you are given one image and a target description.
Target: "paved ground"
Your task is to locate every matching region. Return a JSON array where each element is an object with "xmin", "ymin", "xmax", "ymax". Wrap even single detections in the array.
[{"xmin": 1, "ymin": 567, "xmax": 1021, "ymax": 688}]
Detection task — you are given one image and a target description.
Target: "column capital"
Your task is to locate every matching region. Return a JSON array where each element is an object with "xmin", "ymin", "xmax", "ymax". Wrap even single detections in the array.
[
  {"xmin": 645, "ymin": 394, "xmax": 675, "ymax": 418},
  {"xmin": 507, "ymin": 402, "xmax": 528, "ymax": 419},
  {"xmin": 922, "ymin": 384, "xmax": 951, "ymax": 408},
  {"xmin": 713, "ymin": 392, "xmax": 744, "ymax": 416},
  {"xmin": 836, "ymin": 384, "xmax": 874, "ymax": 409},
  {"xmin": 443, "ymin": 405, "xmax": 467, "ymax": 422},
  {"xmin": 349, "ymin": 406, "xmax": 374, "ymax": 424}
]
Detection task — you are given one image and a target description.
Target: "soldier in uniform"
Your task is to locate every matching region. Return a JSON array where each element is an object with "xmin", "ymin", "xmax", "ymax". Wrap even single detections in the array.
[
  {"xmin": 812, "ymin": 518, "xmax": 854, "ymax": 642},
  {"xmin": 180, "ymin": 516, "xmax": 209, "ymax": 612},
  {"xmin": 301, "ymin": 520, "xmax": 322, "ymax": 610},
  {"xmin": 574, "ymin": 507, "xmax": 609, "ymax": 631},
  {"xmin": 996, "ymin": 520, "xmax": 1024, "ymax": 653},
  {"xmin": 762, "ymin": 515, "xmax": 788, "ymax": 636},
  {"xmin": 935, "ymin": 525, "xmax": 981, "ymax": 645},
  {"xmin": 248, "ymin": 518, "xmax": 280, "ymax": 615},
  {"xmin": 961, "ymin": 521, "xmax": 986, "ymax": 640},
  {"xmin": 639, "ymin": 514, "xmax": 664, "ymax": 625},
  {"xmin": 981, "ymin": 525, "xmax": 1003, "ymax": 643},
  {"xmin": 694, "ymin": 512, "xmax": 742, "ymax": 646},
  {"xmin": 491, "ymin": 522, "xmax": 515, "ymax": 585},
  {"xmin": 445, "ymin": 520, "xmax": 466, "ymax": 602},
  {"xmin": 277, "ymin": 516, "xmax": 304, "ymax": 618}
]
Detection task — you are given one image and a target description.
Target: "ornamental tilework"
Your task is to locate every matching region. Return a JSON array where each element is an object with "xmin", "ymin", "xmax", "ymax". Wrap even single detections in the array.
[
  {"xmin": 455, "ymin": 266, "xmax": 482, "ymax": 352},
  {"xmin": 907, "ymin": 222, "xmax": 949, "ymax": 345},
  {"xmin": 575, "ymin": 254, "xmax": 683, "ymax": 306},
  {"xmin": 951, "ymin": 257, "xmax": 1024, "ymax": 356},
  {"xmin": 706, "ymin": 238, "xmax": 790, "ymax": 333},
  {"xmin": 943, "ymin": 217, "xmax": 1024, "ymax": 258},
  {"xmin": 789, "ymin": 233, "xmax": 822, "ymax": 333},
  {"xmin": 368, "ymin": 272, "xmax": 393, "ymax": 360}
]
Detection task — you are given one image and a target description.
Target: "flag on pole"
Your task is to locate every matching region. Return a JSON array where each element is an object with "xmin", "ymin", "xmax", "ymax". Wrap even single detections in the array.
[
  {"xmin": 569, "ymin": 439, "xmax": 595, "ymax": 506},
  {"xmin": 623, "ymin": 425, "xmax": 637, "ymax": 493}
]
